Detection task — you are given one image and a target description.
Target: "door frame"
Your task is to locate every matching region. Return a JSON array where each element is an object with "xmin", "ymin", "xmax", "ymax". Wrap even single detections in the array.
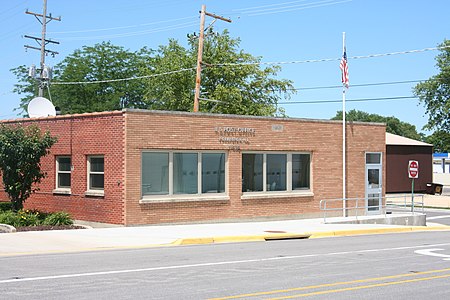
[{"xmin": 365, "ymin": 152, "xmax": 382, "ymax": 214}]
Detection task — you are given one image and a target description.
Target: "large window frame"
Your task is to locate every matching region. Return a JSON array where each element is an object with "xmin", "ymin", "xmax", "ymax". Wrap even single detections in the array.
[
  {"xmin": 54, "ymin": 156, "xmax": 71, "ymax": 194},
  {"xmin": 242, "ymin": 152, "xmax": 312, "ymax": 198},
  {"xmin": 141, "ymin": 151, "xmax": 228, "ymax": 203},
  {"xmin": 86, "ymin": 155, "xmax": 105, "ymax": 196}
]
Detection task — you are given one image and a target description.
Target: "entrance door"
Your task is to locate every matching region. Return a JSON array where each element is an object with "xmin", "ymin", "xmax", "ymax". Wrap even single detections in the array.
[{"xmin": 365, "ymin": 153, "xmax": 382, "ymax": 214}]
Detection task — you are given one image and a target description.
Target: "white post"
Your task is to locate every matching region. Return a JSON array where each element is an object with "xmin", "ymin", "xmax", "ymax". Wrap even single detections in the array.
[{"xmin": 342, "ymin": 32, "xmax": 347, "ymax": 217}]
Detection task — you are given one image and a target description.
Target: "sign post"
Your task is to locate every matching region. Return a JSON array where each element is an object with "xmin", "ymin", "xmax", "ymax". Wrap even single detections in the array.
[{"xmin": 408, "ymin": 160, "xmax": 419, "ymax": 212}]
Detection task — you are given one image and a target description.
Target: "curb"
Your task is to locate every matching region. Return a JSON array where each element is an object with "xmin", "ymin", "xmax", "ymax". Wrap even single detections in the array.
[
  {"xmin": 175, "ymin": 233, "xmax": 311, "ymax": 245},
  {"xmin": 308, "ymin": 225, "xmax": 450, "ymax": 239},
  {"xmin": 175, "ymin": 226, "xmax": 450, "ymax": 245}
]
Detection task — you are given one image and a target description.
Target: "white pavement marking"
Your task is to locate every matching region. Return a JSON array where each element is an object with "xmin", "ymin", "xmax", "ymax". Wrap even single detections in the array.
[
  {"xmin": 415, "ymin": 248, "xmax": 450, "ymax": 260},
  {"xmin": 427, "ymin": 215, "xmax": 450, "ymax": 220},
  {"xmin": 2, "ymin": 242, "xmax": 450, "ymax": 284}
]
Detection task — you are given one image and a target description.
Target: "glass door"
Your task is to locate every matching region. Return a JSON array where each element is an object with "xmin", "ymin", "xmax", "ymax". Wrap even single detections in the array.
[{"xmin": 365, "ymin": 153, "xmax": 382, "ymax": 214}]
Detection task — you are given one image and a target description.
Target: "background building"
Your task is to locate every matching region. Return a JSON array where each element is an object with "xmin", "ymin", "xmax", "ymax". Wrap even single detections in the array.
[{"xmin": 385, "ymin": 133, "xmax": 433, "ymax": 193}]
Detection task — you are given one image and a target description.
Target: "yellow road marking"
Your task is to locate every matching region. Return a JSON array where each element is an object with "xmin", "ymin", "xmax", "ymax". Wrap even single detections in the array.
[
  {"xmin": 270, "ymin": 273, "xmax": 450, "ymax": 299},
  {"xmin": 209, "ymin": 267, "xmax": 450, "ymax": 299}
]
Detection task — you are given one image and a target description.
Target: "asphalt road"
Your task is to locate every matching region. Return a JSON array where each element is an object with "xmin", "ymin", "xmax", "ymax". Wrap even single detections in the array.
[
  {"xmin": 1, "ymin": 231, "xmax": 450, "ymax": 299},
  {"xmin": 425, "ymin": 207, "xmax": 450, "ymax": 226}
]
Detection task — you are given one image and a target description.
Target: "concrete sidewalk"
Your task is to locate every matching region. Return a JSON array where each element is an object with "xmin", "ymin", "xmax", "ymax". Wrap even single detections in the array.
[{"xmin": 0, "ymin": 215, "xmax": 448, "ymax": 257}]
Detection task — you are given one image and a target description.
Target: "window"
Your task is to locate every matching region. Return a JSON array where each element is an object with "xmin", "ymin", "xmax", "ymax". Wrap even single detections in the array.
[
  {"xmin": 242, "ymin": 154, "xmax": 263, "ymax": 192},
  {"xmin": 56, "ymin": 156, "xmax": 71, "ymax": 190},
  {"xmin": 366, "ymin": 153, "xmax": 381, "ymax": 164},
  {"xmin": 292, "ymin": 154, "xmax": 310, "ymax": 190},
  {"xmin": 141, "ymin": 151, "xmax": 226, "ymax": 199},
  {"xmin": 174, "ymin": 153, "xmax": 197, "ymax": 194},
  {"xmin": 202, "ymin": 153, "xmax": 225, "ymax": 193},
  {"xmin": 88, "ymin": 156, "xmax": 104, "ymax": 191},
  {"xmin": 142, "ymin": 152, "xmax": 169, "ymax": 195},
  {"xmin": 242, "ymin": 152, "xmax": 311, "ymax": 193},
  {"xmin": 267, "ymin": 154, "xmax": 286, "ymax": 191}
]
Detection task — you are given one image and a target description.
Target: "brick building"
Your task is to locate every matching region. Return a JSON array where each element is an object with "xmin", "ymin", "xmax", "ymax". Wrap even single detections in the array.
[{"xmin": 0, "ymin": 109, "xmax": 386, "ymax": 225}]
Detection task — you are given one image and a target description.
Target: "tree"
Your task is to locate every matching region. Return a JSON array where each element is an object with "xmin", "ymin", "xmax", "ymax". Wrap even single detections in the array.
[
  {"xmin": 425, "ymin": 130, "xmax": 450, "ymax": 153},
  {"xmin": 12, "ymin": 31, "xmax": 293, "ymax": 117},
  {"xmin": 12, "ymin": 42, "xmax": 152, "ymax": 115},
  {"xmin": 331, "ymin": 109, "xmax": 422, "ymax": 140},
  {"xmin": 0, "ymin": 124, "xmax": 57, "ymax": 211},
  {"xmin": 414, "ymin": 40, "xmax": 450, "ymax": 132}
]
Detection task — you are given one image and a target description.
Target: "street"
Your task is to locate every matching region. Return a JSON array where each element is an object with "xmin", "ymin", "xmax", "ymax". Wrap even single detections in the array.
[{"xmin": 1, "ymin": 231, "xmax": 450, "ymax": 299}]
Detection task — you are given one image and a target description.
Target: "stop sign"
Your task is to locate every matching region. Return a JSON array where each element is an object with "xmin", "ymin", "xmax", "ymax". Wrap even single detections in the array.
[{"xmin": 408, "ymin": 160, "xmax": 419, "ymax": 179}]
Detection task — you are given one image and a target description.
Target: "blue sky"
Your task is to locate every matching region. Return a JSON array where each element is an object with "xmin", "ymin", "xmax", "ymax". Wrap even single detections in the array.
[{"xmin": 1, "ymin": 0, "xmax": 448, "ymax": 134}]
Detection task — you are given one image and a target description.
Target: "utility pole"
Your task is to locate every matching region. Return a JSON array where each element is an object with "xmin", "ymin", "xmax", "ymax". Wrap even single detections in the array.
[
  {"xmin": 193, "ymin": 5, "xmax": 231, "ymax": 112},
  {"xmin": 24, "ymin": 0, "xmax": 60, "ymax": 97}
]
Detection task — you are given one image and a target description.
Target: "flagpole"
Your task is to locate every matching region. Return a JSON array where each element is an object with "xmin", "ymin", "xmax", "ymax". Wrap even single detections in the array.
[{"xmin": 342, "ymin": 32, "xmax": 347, "ymax": 217}]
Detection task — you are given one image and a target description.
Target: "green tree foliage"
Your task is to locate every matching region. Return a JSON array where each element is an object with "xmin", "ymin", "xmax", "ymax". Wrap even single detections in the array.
[
  {"xmin": 12, "ymin": 31, "xmax": 293, "ymax": 116},
  {"xmin": 414, "ymin": 40, "xmax": 450, "ymax": 132},
  {"xmin": 12, "ymin": 42, "xmax": 152, "ymax": 115},
  {"xmin": 425, "ymin": 130, "xmax": 450, "ymax": 153},
  {"xmin": 0, "ymin": 124, "xmax": 57, "ymax": 211},
  {"xmin": 331, "ymin": 109, "xmax": 422, "ymax": 140},
  {"xmin": 142, "ymin": 29, "xmax": 293, "ymax": 115}
]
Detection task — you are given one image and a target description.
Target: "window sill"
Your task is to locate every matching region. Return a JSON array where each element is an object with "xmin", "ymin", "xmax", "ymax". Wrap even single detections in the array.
[
  {"xmin": 84, "ymin": 190, "xmax": 105, "ymax": 197},
  {"xmin": 241, "ymin": 191, "xmax": 314, "ymax": 200},
  {"xmin": 53, "ymin": 188, "xmax": 71, "ymax": 195},
  {"xmin": 140, "ymin": 194, "xmax": 229, "ymax": 204}
]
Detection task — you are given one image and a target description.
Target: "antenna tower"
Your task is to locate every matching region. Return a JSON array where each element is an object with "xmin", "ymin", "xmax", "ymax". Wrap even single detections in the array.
[{"xmin": 24, "ymin": 0, "xmax": 61, "ymax": 97}]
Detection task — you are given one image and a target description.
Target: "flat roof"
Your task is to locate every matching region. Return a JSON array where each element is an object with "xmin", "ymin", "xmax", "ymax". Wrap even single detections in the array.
[
  {"xmin": 1, "ymin": 109, "xmax": 386, "ymax": 127},
  {"xmin": 386, "ymin": 132, "xmax": 432, "ymax": 146}
]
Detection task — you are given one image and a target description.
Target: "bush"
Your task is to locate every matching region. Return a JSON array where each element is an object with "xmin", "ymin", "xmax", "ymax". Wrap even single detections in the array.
[
  {"xmin": 17, "ymin": 210, "xmax": 41, "ymax": 227},
  {"xmin": 0, "ymin": 209, "xmax": 73, "ymax": 228},
  {"xmin": 0, "ymin": 211, "xmax": 22, "ymax": 227},
  {"xmin": 43, "ymin": 212, "xmax": 73, "ymax": 226},
  {"xmin": 0, "ymin": 202, "xmax": 12, "ymax": 212}
]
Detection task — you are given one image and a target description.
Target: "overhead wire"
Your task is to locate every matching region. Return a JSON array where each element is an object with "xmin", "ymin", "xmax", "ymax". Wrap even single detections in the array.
[
  {"xmin": 226, "ymin": 0, "xmax": 351, "ymax": 17},
  {"xmin": 51, "ymin": 68, "xmax": 196, "ymax": 85},
  {"xmin": 43, "ymin": 16, "xmax": 197, "ymax": 35},
  {"xmin": 290, "ymin": 80, "xmax": 425, "ymax": 91},
  {"xmin": 210, "ymin": 45, "xmax": 450, "ymax": 67},
  {"xmin": 246, "ymin": 0, "xmax": 352, "ymax": 17},
  {"xmin": 52, "ymin": 21, "xmax": 199, "ymax": 41},
  {"xmin": 50, "ymin": 45, "xmax": 448, "ymax": 85},
  {"xmin": 279, "ymin": 96, "xmax": 418, "ymax": 105}
]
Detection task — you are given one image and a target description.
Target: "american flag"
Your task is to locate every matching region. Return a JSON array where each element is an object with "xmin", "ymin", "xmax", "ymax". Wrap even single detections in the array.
[{"xmin": 340, "ymin": 47, "xmax": 349, "ymax": 88}]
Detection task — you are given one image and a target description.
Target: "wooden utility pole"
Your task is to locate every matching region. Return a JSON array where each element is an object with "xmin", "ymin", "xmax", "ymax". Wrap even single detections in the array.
[
  {"xmin": 193, "ymin": 5, "xmax": 231, "ymax": 112},
  {"xmin": 24, "ymin": 0, "xmax": 60, "ymax": 97}
]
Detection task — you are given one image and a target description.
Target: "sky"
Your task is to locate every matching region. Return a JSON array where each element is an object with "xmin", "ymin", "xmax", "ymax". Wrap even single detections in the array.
[{"xmin": 1, "ymin": 0, "xmax": 449, "ymax": 135}]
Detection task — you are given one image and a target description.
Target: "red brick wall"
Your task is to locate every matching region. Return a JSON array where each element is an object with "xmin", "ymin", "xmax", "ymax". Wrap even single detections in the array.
[
  {"xmin": 124, "ymin": 111, "xmax": 386, "ymax": 225},
  {"xmin": 0, "ymin": 110, "xmax": 385, "ymax": 226},
  {"xmin": 0, "ymin": 112, "xmax": 125, "ymax": 224}
]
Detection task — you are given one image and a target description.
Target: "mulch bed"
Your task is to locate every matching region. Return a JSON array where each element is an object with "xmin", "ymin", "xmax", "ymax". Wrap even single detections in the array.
[{"xmin": 16, "ymin": 225, "xmax": 86, "ymax": 232}]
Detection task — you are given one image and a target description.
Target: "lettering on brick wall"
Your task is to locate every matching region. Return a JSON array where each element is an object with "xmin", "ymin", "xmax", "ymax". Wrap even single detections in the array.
[{"xmin": 214, "ymin": 127, "xmax": 256, "ymax": 151}]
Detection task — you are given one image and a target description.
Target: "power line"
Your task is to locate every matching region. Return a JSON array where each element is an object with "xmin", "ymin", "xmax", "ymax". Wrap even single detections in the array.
[
  {"xmin": 51, "ymin": 45, "xmax": 447, "ymax": 86},
  {"xmin": 246, "ymin": 0, "xmax": 352, "ymax": 17},
  {"xmin": 42, "ymin": 16, "xmax": 197, "ymax": 35},
  {"xmin": 227, "ymin": 0, "xmax": 351, "ymax": 17},
  {"xmin": 279, "ymin": 96, "xmax": 417, "ymax": 105},
  {"xmin": 55, "ymin": 21, "xmax": 198, "ymax": 41},
  {"xmin": 52, "ymin": 68, "xmax": 196, "ymax": 85},
  {"xmin": 291, "ymin": 79, "xmax": 424, "ymax": 91},
  {"xmin": 210, "ymin": 45, "xmax": 450, "ymax": 67}
]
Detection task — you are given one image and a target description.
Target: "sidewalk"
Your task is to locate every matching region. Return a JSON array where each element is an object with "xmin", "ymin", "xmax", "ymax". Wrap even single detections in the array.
[{"xmin": 0, "ymin": 215, "xmax": 448, "ymax": 257}]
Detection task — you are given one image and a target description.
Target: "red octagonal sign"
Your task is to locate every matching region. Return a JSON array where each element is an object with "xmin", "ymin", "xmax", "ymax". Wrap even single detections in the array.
[{"xmin": 408, "ymin": 160, "xmax": 419, "ymax": 179}]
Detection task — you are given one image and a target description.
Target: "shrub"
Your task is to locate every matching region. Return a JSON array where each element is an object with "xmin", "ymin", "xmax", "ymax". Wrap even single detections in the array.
[
  {"xmin": 17, "ymin": 210, "xmax": 41, "ymax": 227},
  {"xmin": 0, "ymin": 202, "xmax": 12, "ymax": 212},
  {"xmin": 43, "ymin": 212, "xmax": 73, "ymax": 226},
  {"xmin": 0, "ymin": 211, "xmax": 21, "ymax": 227}
]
